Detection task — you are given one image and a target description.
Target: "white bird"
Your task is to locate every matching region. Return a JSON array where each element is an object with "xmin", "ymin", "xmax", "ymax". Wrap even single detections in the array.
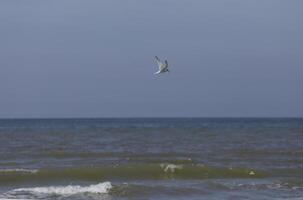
[{"xmin": 154, "ymin": 56, "xmax": 169, "ymax": 75}]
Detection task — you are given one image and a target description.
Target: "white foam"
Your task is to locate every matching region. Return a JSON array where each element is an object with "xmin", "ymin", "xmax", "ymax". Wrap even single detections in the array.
[
  {"xmin": 12, "ymin": 182, "xmax": 112, "ymax": 196},
  {"xmin": 248, "ymin": 171, "xmax": 255, "ymax": 175},
  {"xmin": 0, "ymin": 199, "xmax": 31, "ymax": 200},
  {"xmin": 160, "ymin": 164, "xmax": 183, "ymax": 173},
  {"xmin": 0, "ymin": 169, "xmax": 38, "ymax": 173}
]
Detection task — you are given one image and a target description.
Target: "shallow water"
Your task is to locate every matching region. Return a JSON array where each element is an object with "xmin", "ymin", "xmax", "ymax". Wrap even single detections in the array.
[{"xmin": 0, "ymin": 118, "xmax": 302, "ymax": 199}]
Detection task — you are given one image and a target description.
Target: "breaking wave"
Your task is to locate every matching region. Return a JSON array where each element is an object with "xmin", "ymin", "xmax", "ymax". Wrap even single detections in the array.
[
  {"xmin": 12, "ymin": 182, "xmax": 112, "ymax": 195},
  {"xmin": 0, "ymin": 169, "xmax": 38, "ymax": 174},
  {"xmin": 0, "ymin": 164, "xmax": 268, "ymax": 183},
  {"xmin": 1, "ymin": 182, "xmax": 112, "ymax": 200}
]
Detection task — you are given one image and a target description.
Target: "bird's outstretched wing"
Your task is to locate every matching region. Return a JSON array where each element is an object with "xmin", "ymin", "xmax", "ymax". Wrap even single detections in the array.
[
  {"xmin": 164, "ymin": 60, "xmax": 168, "ymax": 69},
  {"xmin": 155, "ymin": 56, "xmax": 164, "ymax": 70}
]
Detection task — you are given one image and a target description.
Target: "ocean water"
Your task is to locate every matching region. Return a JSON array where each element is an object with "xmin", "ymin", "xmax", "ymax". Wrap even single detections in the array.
[{"xmin": 0, "ymin": 118, "xmax": 302, "ymax": 200}]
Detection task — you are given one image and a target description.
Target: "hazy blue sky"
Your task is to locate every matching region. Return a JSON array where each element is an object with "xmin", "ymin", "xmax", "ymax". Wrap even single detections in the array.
[{"xmin": 0, "ymin": 0, "xmax": 302, "ymax": 118}]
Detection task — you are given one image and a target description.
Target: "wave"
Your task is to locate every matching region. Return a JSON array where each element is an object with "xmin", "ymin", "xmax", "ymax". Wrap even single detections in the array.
[
  {"xmin": 0, "ymin": 199, "xmax": 31, "ymax": 200},
  {"xmin": 212, "ymin": 179, "xmax": 303, "ymax": 192},
  {"xmin": 2, "ymin": 181, "xmax": 302, "ymax": 200},
  {"xmin": 0, "ymin": 164, "xmax": 269, "ymax": 183},
  {"xmin": 30, "ymin": 151, "xmax": 197, "ymax": 164},
  {"xmin": 120, "ymin": 178, "xmax": 303, "ymax": 198},
  {"xmin": 36, "ymin": 151, "xmax": 196, "ymax": 161},
  {"xmin": 13, "ymin": 182, "xmax": 112, "ymax": 195},
  {"xmin": 1, "ymin": 182, "xmax": 111, "ymax": 199},
  {"xmin": 0, "ymin": 169, "xmax": 38, "ymax": 173}
]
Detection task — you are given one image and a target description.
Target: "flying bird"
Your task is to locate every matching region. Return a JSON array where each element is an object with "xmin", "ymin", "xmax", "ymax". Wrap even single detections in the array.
[{"xmin": 154, "ymin": 56, "xmax": 169, "ymax": 75}]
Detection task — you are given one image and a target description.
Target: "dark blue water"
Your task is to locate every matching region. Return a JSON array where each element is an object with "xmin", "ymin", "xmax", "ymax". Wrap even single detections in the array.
[{"xmin": 0, "ymin": 118, "xmax": 302, "ymax": 200}]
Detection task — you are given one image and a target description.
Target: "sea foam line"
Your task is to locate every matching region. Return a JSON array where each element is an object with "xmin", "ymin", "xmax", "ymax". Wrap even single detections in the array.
[
  {"xmin": 0, "ymin": 199, "xmax": 32, "ymax": 200},
  {"xmin": 11, "ymin": 182, "xmax": 112, "ymax": 196},
  {"xmin": 0, "ymin": 169, "xmax": 38, "ymax": 173}
]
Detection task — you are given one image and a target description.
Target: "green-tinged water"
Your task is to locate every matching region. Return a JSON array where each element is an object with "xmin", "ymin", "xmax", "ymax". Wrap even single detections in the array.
[{"xmin": 0, "ymin": 118, "xmax": 303, "ymax": 199}]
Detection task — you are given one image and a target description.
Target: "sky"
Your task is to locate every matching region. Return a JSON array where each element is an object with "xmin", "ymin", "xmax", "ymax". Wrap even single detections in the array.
[{"xmin": 0, "ymin": 0, "xmax": 302, "ymax": 118}]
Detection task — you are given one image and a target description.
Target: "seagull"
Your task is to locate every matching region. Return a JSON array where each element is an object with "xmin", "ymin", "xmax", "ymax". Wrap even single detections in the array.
[{"xmin": 154, "ymin": 56, "xmax": 169, "ymax": 75}]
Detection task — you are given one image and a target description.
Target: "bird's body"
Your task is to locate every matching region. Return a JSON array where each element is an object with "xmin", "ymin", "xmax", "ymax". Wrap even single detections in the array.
[{"xmin": 154, "ymin": 56, "xmax": 169, "ymax": 75}]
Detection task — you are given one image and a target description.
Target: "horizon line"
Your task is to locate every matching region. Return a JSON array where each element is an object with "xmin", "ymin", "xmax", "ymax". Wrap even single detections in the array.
[{"xmin": 0, "ymin": 116, "xmax": 302, "ymax": 120}]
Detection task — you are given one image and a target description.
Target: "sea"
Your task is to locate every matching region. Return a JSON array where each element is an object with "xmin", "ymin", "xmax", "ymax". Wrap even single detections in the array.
[{"xmin": 0, "ymin": 118, "xmax": 302, "ymax": 200}]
